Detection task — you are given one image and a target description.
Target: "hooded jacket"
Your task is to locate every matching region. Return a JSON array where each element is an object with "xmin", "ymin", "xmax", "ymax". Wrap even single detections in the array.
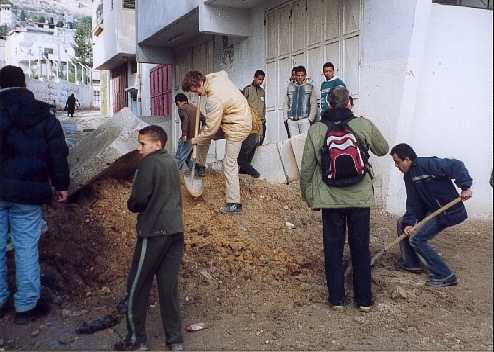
[
  {"xmin": 0, "ymin": 87, "xmax": 69, "ymax": 204},
  {"xmin": 193, "ymin": 71, "xmax": 252, "ymax": 144},
  {"xmin": 300, "ymin": 108, "xmax": 389, "ymax": 209}
]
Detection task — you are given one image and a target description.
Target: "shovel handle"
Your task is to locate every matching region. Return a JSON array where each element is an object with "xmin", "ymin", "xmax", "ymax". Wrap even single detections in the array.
[
  {"xmin": 192, "ymin": 96, "xmax": 201, "ymax": 160},
  {"xmin": 346, "ymin": 196, "xmax": 464, "ymax": 277}
]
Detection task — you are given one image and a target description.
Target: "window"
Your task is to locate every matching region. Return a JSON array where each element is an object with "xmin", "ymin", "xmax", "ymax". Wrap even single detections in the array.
[
  {"xmin": 96, "ymin": 2, "xmax": 103, "ymax": 25},
  {"xmin": 123, "ymin": 0, "xmax": 135, "ymax": 9},
  {"xmin": 433, "ymin": 0, "xmax": 493, "ymax": 9}
]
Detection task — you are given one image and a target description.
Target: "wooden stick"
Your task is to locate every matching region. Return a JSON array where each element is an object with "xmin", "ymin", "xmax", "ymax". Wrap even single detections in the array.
[
  {"xmin": 345, "ymin": 197, "xmax": 463, "ymax": 278},
  {"xmin": 191, "ymin": 96, "xmax": 201, "ymax": 160}
]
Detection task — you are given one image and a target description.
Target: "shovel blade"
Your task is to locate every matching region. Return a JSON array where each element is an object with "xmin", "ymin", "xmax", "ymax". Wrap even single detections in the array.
[{"xmin": 184, "ymin": 167, "xmax": 204, "ymax": 197}]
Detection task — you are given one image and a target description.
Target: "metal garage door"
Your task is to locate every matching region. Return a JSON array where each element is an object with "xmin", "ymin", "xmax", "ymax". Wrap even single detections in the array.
[{"xmin": 265, "ymin": 0, "xmax": 361, "ymax": 143}]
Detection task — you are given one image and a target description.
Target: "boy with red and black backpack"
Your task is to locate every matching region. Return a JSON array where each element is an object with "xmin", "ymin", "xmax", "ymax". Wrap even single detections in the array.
[{"xmin": 300, "ymin": 86, "xmax": 389, "ymax": 312}]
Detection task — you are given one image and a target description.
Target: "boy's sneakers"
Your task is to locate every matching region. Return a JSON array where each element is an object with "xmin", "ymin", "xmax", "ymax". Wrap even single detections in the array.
[
  {"xmin": 397, "ymin": 260, "xmax": 424, "ymax": 273},
  {"xmin": 425, "ymin": 274, "xmax": 458, "ymax": 288},
  {"xmin": 239, "ymin": 165, "xmax": 260, "ymax": 178},
  {"xmin": 169, "ymin": 343, "xmax": 184, "ymax": 351},
  {"xmin": 219, "ymin": 203, "xmax": 242, "ymax": 214},
  {"xmin": 358, "ymin": 305, "xmax": 371, "ymax": 313},
  {"xmin": 14, "ymin": 298, "xmax": 51, "ymax": 325},
  {"xmin": 113, "ymin": 339, "xmax": 150, "ymax": 351}
]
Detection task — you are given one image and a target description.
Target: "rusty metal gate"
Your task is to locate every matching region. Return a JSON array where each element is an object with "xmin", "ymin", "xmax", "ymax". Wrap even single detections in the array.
[
  {"xmin": 150, "ymin": 64, "xmax": 172, "ymax": 117},
  {"xmin": 111, "ymin": 64, "xmax": 128, "ymax": 113}
]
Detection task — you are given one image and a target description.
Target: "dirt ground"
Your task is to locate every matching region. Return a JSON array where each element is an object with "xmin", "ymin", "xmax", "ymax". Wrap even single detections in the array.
[{"xmin": 0, "ymin": 172, "xmax": 492, "ymax": 351}]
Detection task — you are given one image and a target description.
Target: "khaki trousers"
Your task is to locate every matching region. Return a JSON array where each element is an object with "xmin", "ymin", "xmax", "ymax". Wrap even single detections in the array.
[{"xmin": 196, "ymin": 132, "xmax": 244, "ymax": 204}]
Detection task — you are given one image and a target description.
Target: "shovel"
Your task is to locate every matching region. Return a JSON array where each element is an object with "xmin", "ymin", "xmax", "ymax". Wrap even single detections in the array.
[
  {"xmin": 344, "ymin": 197, "xmax": 463, "ymax": 278},
  {"xmin": 184, "ymin": 96, "xmax": 204, "ymax": 198}
]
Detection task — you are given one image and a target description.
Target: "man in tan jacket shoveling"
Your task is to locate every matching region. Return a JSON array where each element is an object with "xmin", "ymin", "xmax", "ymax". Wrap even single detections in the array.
[{"xmin": 182, "ymin": 70, "xmax": 252, "ymax": 214}]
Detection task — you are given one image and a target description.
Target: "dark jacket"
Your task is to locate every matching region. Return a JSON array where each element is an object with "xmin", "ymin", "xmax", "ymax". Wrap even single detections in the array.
[
  {"xmin": 402, "ymin": 157, "xmax": 472, "ymax": 228},
  {"xmin": 0, "ymin": 88, "xmax": 69, "ymax": 204},
  {"xmin": 178, "ymin": 103, "xmax": 204, "ymax": 140},
  {"xmin": 127, "ymin": 150, "xmax": 184, "ymax": 237}
]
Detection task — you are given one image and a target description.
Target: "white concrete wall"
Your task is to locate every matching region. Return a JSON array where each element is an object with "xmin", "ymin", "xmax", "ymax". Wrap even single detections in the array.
[
  {"xmin": 139, "ymin": 62, "xmax": 157, "ymax": 116},
  {"xmin": 27, "ymin": 77, "xmax": 95, "ymax": 109},
  {"xmin": 137, "ymin": 0, "xmax": 200, "ymax": 44},
  {"xmin": 93, "ymin": 0, "xmax": 136, "ymax": 69},
  {"xmin": 388, "ymin": 4, "xmax": 493, "ymax": 218}
]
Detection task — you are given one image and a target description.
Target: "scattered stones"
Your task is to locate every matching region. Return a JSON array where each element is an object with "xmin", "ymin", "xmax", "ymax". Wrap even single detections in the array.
[
  {"xmin": 285, "ymin": 221, "xmax": 296, "ymax": 229},
  {"xmin": 353, "ymin": 316, "xmax": 365, "ymax": 324},
  {"xmin": 31, "ymin": 329, "xmax": 40, "ymax": 337}
]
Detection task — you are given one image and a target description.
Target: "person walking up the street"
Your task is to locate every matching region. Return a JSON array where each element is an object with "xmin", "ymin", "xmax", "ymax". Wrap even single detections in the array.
[
  {"xmin": 65, "ymin": 93, "xmax": 78, "ymax": 117},
  {"xmin": 174, "ymin": 93, "xmax": 205, "ymax": 173},
  {"xmin": 390, "ymin": 143, "xmax": 473, "ymax": 287},
  {"xmin": 182, "ymin": 70, "xmax": 252, "ymax": 214},
  {"xmin": 300, "ymin": 86, "xmax": 389, "ymax": 312},
  {"xmin": 284, "ymin": 65, "xmax": 317, "ymax": 137},
  {"xmin": 320, "ymin": 62, "xmax": 346, "ymax": 115},
  {"xmin": 243, "ymin": 70, "xmax": 267, "ymax": 145},
  {"xmin": 0, "ymin": 65, "xmax": 69, "ymax": 324},
  {"xmin": 114, "ymin": 126, "xmax": 185, "ymax": 351}
]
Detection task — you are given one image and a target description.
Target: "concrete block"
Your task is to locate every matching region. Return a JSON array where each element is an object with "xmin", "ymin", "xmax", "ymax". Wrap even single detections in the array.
[
  {"xmin": 289, "ymin": 132, "xmax": 307, "ymax": 171},
  {"xmin": 251, "ymin": 143, "xmax": 287, "ymax": 184},
  {"xmin": 277, "ymin": 139, "xmax": 300, "ymax": 183},
  {"xmin": 68, "ymin": 108, "xmax": 148, "ymax": 195}
]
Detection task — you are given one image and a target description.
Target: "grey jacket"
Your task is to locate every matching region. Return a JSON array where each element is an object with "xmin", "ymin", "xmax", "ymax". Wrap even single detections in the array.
[{"xmin": 285, "ymin": 81, "xmax": 317, "ymax": 122}]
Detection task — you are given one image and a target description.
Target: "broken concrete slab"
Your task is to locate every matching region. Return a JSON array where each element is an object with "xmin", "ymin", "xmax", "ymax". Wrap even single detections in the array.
[
  {"xmin": 251, "ymin": 143, "xmax": 287, "ymax": 184},
  {"xmin": 68, "ymin": 108, "xmax": 148, "ymax": 195},
  {"xmin": 289, "ymin": 133, "xmax": 307, "ymax": 172},
  {"xmin": 277, "ymin": 139, "xmax": 300, "ymax": 183}
]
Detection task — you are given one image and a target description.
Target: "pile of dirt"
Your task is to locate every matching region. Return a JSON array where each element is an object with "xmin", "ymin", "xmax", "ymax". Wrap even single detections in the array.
[{"xmin": 40, "ymin": 172, "xmax": 328, "ymax": 306}]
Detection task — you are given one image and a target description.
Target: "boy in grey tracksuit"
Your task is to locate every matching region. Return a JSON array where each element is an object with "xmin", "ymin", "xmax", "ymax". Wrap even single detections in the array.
[{"xmin": 114, "ymin": 125, "xmax": 184, "ymax": 351}]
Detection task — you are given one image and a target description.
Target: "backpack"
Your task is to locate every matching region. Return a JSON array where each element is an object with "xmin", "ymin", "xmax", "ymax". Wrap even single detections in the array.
[{"xmin": 320, "ymin": 117, "xmax": 370, "ymax": 187}]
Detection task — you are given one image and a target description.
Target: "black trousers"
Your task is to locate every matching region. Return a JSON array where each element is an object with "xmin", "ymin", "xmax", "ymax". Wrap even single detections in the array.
[
  {"xmin": 238, "ymin": 133, "xmax": 258, "ymax": 170},
  {"xmin": 321, "ymin": 208, "xmax": 372, "ymax": 306},
  {"xmin": 126, "ymin": 234, "xmax": 184, "ymax": 345},
  {"xmin": 259, "ymin": 122, "xmax": 267, "ymax": 145}
]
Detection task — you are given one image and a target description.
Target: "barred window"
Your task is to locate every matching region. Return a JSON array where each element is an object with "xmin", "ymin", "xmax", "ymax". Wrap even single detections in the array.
[
  {"xmin": 123, "ymin": 0, "xmax": 135, "ymax": 9},
  {"xmin": 433, "ymin": 0, "xmax": 493, "ymax": 9}
]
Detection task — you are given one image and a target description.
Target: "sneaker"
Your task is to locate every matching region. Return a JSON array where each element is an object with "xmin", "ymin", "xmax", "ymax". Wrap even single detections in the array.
[
  {"xmin": 397, "ymin": 260, "xmax": 424, "ymax": 273},
  {"xmin": 113, "ymin": 339, "xmax": 150, "ymax": 351},
  {"xmin": 195, "ymin": 164, "xmax": 206, "ymax": 177},
  {"xmin": 330, "ymin": 303, "xmax": 345, "ymax": 311},
  {"xmin": 170, "ymin": 343, "xmax": 184, "ymax": 351},
  {"xmin": 248, "ymin": 167, "xmax": 260, "ymax": 179},
  {"xmin": 14, "ymin": 299, "xmax": 51, "ymax": 325},
  {"xmin": 358, "ymin": 305, "xmax": 371, "ymax": 313},
  {"xmin": 219, "ymin": 203, "xmax": 242, "ymax": 214},
  {"xmin": 239, "ymin": 165, "xmax": 260, "ymax": 178},
  {"xmin": 425, "ymin": 274, "xmax": 458, "ymax": 288}
]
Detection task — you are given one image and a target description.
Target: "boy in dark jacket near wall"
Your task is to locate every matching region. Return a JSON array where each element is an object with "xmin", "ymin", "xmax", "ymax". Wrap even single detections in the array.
[
  {"xmin": 390, "ymin": 143, "xmax": 473, "ymax": 288},
  {"xmin": 174, "ymin": 93, "xmax": 205, "ymax": 173},
  {"xmin": 114, "ymin": 126, "xmax": 184, "ymax": 351},
  {"xmin": 0, "ymin": 66, "xmax": 69, "ymax": 324}
]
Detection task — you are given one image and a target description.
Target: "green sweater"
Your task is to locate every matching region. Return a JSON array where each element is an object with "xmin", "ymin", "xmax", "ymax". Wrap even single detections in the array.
[
  {"xmin": 300, "ymin": 117, "xmax": 389, "ymax": 209},
  {"xmin": 127, "ymin": 150, "xmax": 184, "ymax": 237},
  {"xmin": 320, "ymin": 78, "xmax": 346, "ymax": 113},
  {"xmin": 242, "ymin": 83, "xmax": 266, "ymax": 122}
]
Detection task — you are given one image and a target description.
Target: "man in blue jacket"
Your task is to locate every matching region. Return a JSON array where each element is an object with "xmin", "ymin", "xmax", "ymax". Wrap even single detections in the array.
[
  {"xmin": 390, "ymin": 143, "xmax": 472, "ymax": 288},
  {"xmin": 0, "ymin": 66, "xmax": 69, "ymax": 324}
]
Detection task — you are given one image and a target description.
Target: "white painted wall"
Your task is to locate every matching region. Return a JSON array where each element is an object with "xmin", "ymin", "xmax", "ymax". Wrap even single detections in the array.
[
  {"xmin": 390, "ymin": 4, "xmax": 493, "ymax": 218},
  {"xmin": 27, "ymin": 77, "xmax": 95, "ymax": 109},
  {"xmin": 93, "ymin": 0, "xmax": 136, "ymax": 69}
]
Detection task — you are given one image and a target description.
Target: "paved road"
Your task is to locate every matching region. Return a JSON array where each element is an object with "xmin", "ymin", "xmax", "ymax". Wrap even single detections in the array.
[{"xmin": 57, "ymin": 110, "xmax": 105, "ymax": 149}]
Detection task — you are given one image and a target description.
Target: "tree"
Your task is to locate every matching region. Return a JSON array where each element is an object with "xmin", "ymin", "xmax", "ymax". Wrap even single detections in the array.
[{"xmin": 71, "ymin": 16, "xmax": 93, "ymax": 84}]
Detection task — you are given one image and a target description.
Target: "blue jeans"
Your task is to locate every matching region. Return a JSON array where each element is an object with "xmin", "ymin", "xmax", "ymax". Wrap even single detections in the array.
[
  {"xmin": 175, "ymin": 140, "xmax": 193, "ymax": 170},
  {"xmin": 0, "ymin": 201, "xmax": 42, "ymax": 312},
  {"xmin": 322, "ymin": 208, "xmax": 372, "ymax": 306},
  {"xmin": 398, "ymin": 217, "xmax": 453, "ymax": 280}
]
